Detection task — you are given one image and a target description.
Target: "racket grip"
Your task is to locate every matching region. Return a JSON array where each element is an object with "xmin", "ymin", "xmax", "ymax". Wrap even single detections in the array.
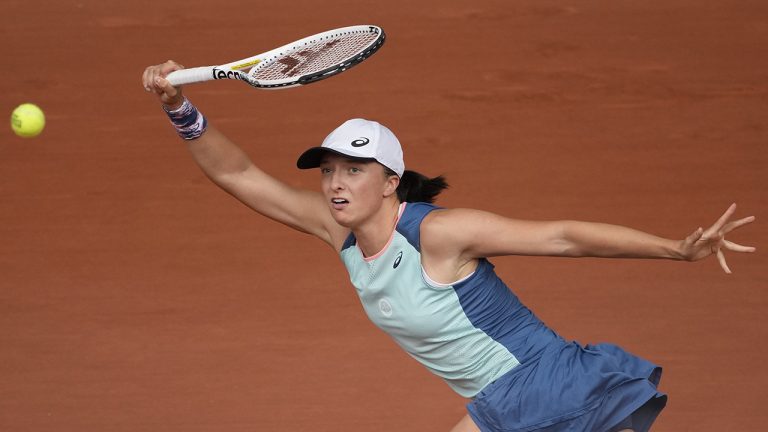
[{"xmin": 165, "ymin": 67, "xmax": 215, "ymax": 86}]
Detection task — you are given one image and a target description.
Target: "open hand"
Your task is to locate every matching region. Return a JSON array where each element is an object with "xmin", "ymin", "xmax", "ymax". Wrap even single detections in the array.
[{"xmin": 680, "ymin": 203, "xmax": 756, "ymax": 273}]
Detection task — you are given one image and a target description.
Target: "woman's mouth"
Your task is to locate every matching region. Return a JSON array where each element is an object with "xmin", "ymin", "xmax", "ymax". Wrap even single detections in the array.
[{"xmin": 331, "ymin": 198, "xmax": 349, "ymax": 209}]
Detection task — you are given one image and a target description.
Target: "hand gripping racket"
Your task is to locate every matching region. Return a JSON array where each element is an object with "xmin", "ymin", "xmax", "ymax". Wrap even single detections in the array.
[{"xmin": 166, "ymin": 25, "xmax": 385, "ymax": 89}]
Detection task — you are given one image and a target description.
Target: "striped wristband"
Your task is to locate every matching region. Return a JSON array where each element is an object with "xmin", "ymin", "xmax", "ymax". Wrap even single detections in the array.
[{"xmin": 162, "ymin": 98, "xmax": 207, "ymax": 140}]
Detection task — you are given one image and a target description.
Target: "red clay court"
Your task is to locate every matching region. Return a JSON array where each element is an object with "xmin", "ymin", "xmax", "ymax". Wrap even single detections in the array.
[{"xmin": 2, "ymin": 1, "xmax": 766, "ymax": 430}]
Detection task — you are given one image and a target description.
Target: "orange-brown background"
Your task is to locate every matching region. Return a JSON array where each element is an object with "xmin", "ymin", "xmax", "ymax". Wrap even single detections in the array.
[{"xmin": 2, "ymin": 1, "xmax": 766, "ymax": 431}]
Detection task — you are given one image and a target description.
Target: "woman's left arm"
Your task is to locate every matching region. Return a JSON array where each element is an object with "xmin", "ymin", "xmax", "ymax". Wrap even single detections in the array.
[{"xmin": 424, "ymin": 203, "xmax": 755, "ymax": 274}]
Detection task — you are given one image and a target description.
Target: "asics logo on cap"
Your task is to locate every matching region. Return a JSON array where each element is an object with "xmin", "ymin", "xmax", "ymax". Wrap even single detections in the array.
[{"xmin": 350, "ymin": 137, "xmax": 370, "ymax": 147}]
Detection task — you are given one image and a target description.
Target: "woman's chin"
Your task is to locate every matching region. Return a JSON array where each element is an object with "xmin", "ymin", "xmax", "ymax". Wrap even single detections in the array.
[{"xmin": 329, "ymin": 210, "xmax": 355, "ymax": 228}]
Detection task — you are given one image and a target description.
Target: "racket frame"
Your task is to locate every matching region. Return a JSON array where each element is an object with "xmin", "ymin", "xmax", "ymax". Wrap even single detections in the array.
[{"xmin": 166, "ymin": 25, "xmax": 385, "ymax": 89}]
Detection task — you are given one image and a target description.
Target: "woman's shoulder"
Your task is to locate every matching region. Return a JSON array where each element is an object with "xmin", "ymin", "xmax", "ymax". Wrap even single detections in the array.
[
  {"xmin": 420, "ymin": 207, "xmax": 497, "ymax": 247},
  {"xmin": 404, "ymin": 201, "xmax": 442, "ymax": 213},
  {"xmin": 420, "ymin": 206, "xmax": 475, "ymax": 225},
  {"xmin": 419, "ymin": 206, "xmax": 470, "ymax": 243}
]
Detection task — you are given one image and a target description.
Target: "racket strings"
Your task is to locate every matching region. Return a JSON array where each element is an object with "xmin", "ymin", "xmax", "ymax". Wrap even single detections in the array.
[{"xmin": 251, "ymin": 31, "xmax": 380, "ymax": 81}]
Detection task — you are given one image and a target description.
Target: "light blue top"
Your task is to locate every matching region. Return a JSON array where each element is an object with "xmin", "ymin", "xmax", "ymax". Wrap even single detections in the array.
[{"xmin": 339, "ymin": 202, "xmax": 561, "ymax": 397}]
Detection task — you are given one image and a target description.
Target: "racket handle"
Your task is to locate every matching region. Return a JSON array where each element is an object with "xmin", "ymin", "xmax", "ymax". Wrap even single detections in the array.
[{"xmin": 165, "ymin": 67, "xmax": 215, "ymax": 86}]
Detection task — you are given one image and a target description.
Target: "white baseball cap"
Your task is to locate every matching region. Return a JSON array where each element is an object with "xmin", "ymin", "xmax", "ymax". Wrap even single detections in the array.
[{"xmin": 296, "ymin": 118, "xmax": 405, "ymax": 177}]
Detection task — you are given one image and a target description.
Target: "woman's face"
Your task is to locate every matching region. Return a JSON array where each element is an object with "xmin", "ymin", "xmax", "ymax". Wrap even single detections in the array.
[{"xmin": 319, "ymin": 154, "xmax": 398, "ymax": 228}]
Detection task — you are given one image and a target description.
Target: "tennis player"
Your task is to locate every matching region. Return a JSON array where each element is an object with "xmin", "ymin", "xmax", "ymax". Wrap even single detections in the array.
[{"xmin": 142, "ymin": 61, "xmax": 755, "ymax": 432}]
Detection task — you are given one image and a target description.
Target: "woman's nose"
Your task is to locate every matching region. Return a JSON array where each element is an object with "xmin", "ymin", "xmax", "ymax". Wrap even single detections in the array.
[{"xmin": 330, "ymin": 171, "xmax": 345, "ymax": 190}]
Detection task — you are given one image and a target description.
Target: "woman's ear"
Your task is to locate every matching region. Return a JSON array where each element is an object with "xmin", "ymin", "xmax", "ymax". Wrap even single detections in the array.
[{"xmin": 383, "ymin": 175, "xmax": 400, "ymax": 198}]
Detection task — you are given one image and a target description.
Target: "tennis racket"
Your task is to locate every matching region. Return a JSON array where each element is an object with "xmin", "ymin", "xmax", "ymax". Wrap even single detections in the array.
[{"xmin": 166, "ymin": 25, "xmax": 385, "ymax": 90}]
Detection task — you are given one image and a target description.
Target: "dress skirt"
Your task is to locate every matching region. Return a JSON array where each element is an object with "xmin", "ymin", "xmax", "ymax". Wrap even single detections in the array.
[{"xmin": 467, "ymin": 340, "xmax": 667, "ymax": 432}]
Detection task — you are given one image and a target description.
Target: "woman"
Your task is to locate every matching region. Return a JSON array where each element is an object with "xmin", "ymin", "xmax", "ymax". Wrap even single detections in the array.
[{"xmin": 142, "ymin": 61, "xmax": 755, "ymax": 432}]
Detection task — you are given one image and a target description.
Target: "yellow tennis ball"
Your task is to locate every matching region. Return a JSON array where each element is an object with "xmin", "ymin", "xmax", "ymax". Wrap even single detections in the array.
[{"xmin": 11, "ymin": 103, "xmax": 46, "ymax": 138}]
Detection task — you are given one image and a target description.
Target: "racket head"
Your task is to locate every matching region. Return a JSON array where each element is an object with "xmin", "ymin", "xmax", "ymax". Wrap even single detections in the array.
[{"xmin": 235, "ymin": 25, "xmax": 385, "ymax": 89}]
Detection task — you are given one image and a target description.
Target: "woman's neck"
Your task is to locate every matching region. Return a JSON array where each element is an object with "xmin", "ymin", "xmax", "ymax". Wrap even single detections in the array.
[{"xmin": 353, "ymin": 199, "xmax": 402, "ymax": 258}]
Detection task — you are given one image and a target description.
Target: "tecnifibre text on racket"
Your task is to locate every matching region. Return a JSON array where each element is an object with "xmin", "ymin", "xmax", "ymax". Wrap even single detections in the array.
[{"xmin": 166, "ymin": 25, "xmax": 385, "ymax": 89}]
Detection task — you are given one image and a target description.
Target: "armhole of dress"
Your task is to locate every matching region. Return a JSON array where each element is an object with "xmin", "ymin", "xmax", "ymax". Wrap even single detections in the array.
[{"xmin": 421, "ymin": 267, "xmax": 475, "ymax": 289}]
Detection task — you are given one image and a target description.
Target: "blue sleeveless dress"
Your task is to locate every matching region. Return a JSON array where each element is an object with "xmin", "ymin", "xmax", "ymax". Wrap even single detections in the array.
[{"xmin": 339, "ymin": 202, "xmax": 666, "ymax": 431}]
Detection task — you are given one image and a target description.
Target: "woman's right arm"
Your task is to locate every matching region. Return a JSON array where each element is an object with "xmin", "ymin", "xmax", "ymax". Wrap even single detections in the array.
[{"xmin": 142, "ymin": 61, "xmax": 344, "ymax": 248}]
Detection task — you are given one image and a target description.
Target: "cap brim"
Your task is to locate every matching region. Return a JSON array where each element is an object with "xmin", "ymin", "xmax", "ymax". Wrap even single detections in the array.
[{"xmin": 296, "ymin": 147, "xmax": 376, "ymax": 169}]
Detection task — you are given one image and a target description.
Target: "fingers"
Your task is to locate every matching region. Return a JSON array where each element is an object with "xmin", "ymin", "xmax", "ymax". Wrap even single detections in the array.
[
  {"xmin": 708, "ymin": 203, "xmax": 738, "ymax": 234},
  {"xmin": 723, "ymin": 239, "xmax": 756, "ymax": 253},
  {"xmin": 154, "ymin": 76, "xmax": 177, "ymax": 96},
  {"xmin": 689, "ymin": 227, "xmax": 704, "ymax": 240},
  {"xmin": 716, "ymin": 249, "xmax": 732, "ymax": 274},
  {"xmin": 681, "ymin": 227, "xmax": 704, "ymax": 252},
  {"xmin": 685, "ymin": 204, "xmax": 755, "ymax": 273},
  {"xmin": 702, "ymin": 203, "xmax": 754, "ymax": 240},
  {"xmin": 709, "ymin": 238, "xmax": 755, "ymax": 274},
  {"xmin": 143, "ymin": 65, "xmax": 164, "ymax": 92},
  {"xmin": 141, "ymin": 60, "xmax": 185, "ymax": 108},
  {"xmin": 142, "ymin": 60, "xmax": 184, "ymax": 92},
  {"xmin": 159, "ymin": 60, "xmax": 184, "ymax": 76},
  {"xmin": 142, "ymin": 66, "xmax": 154, "ymax": 92},
  {"xmin": 722, "ymin": 215, "xmax": 756, "ymax": 234},
  {"xmin": 714, "ymin": 208, "xmax": 755, "ymax": 273}
]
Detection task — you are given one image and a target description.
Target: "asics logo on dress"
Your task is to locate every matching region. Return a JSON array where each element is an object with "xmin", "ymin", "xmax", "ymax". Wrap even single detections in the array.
[
  {"xmin": 351, "ymin": 137, "xmax": 370, "ymax": 147},
  {"xmin": 393, "ymin": 251, "xmax": 403, "ymax": 268}
]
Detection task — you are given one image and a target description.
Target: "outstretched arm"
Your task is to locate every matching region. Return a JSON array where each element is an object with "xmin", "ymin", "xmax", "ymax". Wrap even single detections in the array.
[
  {"xmin": 142, "ymin": 61, "xmax": 347, "ymax": 249},
  {"xmin": 422, "ymin": 203, "xmax": 755, "ymax": 277}
]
